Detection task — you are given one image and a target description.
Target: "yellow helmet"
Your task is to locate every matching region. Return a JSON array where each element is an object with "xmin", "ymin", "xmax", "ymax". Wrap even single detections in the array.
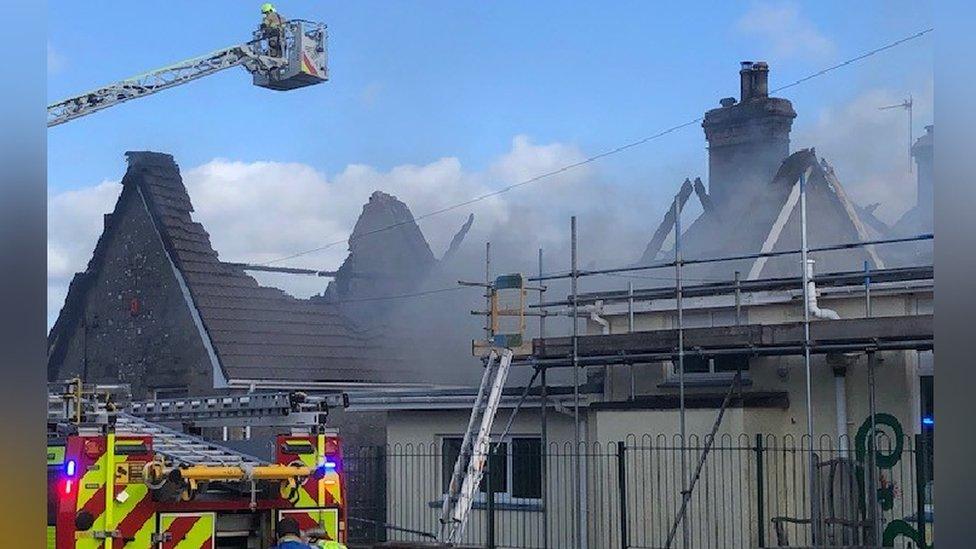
[{"xmin": 261, "ymin": 3, "xmax": 275, "ymax": 14}]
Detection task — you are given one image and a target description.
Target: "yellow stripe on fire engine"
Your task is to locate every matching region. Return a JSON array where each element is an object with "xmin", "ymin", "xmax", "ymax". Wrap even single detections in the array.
[
  {"xmin": 107, "ymin": 481, "xmax": 153, "ymax": 547},
  {"xmin": 103, "ymin": 433, "xmax": 115, "ymax": 549},
  {"xmin": 316, "ymin": 508, "xmax": 340, "ymax": 541}
]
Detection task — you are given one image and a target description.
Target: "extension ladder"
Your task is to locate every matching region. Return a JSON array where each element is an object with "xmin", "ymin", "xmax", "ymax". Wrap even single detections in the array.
[
  {"xmin": 115, "ymin": 413, "xmax": 264, "ymax": 466},
  {"xmin": 439, "ymin": 347, "xmax": 514, "ymax": 545}
]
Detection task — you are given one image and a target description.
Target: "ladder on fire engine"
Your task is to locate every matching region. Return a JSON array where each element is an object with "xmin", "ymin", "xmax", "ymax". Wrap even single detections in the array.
[
  {"xmin": 115, "ymin": 413, "xmax": 264, "ymax": 466},
  {"xmin": 49, "ymin": 380, "xmax": 345, "ymax": 467},
  {"xmin": 439, "ymin": 347, "xmax": 515, "ymax": 545}
]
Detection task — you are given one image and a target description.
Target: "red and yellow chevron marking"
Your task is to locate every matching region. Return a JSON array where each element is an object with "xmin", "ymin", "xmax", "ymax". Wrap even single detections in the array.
[
  {"xmin": 158, "ymin": 513, "xmax": 215, "ymax": 549},
  {"xmin": 279, "ymin": 508, "xmax": 340, "ymax": 542},
  {"xmin": 74, "ymin": 437, "xmax": 108, "ymax": 549},
  {"xmin": 71, "ymin": 435, "xmax": 157, "ymax": 549},
  {"xmin": 301, "ymin": 52, "xmax": 319, "ymax": 76},
  {"xmin": 278, "ymin": 436, "xmax": 343, "ymax": 508}
]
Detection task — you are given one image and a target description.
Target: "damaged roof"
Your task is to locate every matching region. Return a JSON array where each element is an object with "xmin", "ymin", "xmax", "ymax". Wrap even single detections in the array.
[
  {"xmin": 50, "ymin": 151, "xmax": 410, "ymax": 386},
  {"xmin": 641, "ymin": 149, "xmax": 886, "ymax": 283}
]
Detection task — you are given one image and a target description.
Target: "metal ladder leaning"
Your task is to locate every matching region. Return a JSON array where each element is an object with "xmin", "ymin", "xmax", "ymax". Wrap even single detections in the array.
[{"xmin": 439, "ymin": 347, "xmax": 514, "ymax": 545}]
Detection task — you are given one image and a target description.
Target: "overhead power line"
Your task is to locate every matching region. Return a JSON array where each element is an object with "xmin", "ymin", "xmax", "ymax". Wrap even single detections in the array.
[
  {"xmin": 321, "ymin": 285, "xmax": 466, "ymax": 305},
  {"xmin": 258, "ymin": 27, "xmax": 934, "ymax": 267}
]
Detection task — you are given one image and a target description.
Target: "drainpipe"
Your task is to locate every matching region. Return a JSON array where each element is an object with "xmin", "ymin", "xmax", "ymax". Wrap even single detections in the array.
[
  {"xmin": 589, "ymin": 301, "xmax": 611, "ymax": 401},
  {"xmin": 804, "ymin": 259, "xmax": 840, "ymax": 320},
  {"xmin": 588, "ymin": 301, "xmax": 611, "ymax": 335},
  {"xmin": 811, "ymin": 257, "xmax": 845, "ymax": 454}
]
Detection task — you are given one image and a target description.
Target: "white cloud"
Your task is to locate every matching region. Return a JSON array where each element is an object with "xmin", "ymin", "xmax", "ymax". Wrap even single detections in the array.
[
  {"xmin": 736, "ymin": 1, "xmax": 835, "ymax": 62},
  {"xmin": 793, "ymin": 83, "xmax": 933, "ymax": 223},
  {"xmin": 47, "ymin": 42, "xmax": 66, "ymax": 75},
  {"xmin": 47, "ymin": 136, "xmax": 655, "ymax": 326}
]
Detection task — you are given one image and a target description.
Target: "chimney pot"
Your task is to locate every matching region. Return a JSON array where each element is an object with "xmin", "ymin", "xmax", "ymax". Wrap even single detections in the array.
[
  {"xmin": 739, "ymin": 61, "xmax": 755, "ymax": 101},
  {"xmin": 752, "ymin": 61, "xmax": 770, "ymax": 98}
]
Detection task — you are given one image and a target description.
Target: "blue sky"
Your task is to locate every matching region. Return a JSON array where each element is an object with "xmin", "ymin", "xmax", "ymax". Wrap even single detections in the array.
[
  {"xmin": 48, "ymin": 1, "xmax": 931, "ymax": 193},
  {"xmin": 47, "ymin": 1, "xmax": 934, "ymax": 325}
]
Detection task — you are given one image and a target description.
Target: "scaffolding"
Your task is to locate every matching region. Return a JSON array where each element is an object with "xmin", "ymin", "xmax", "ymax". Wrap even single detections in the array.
[{"xmin": 472, "ymin": 169, "xmax": 933, "ymax": 548}]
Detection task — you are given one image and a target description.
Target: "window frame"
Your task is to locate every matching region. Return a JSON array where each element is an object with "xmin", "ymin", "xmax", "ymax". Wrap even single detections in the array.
[{"xmin": 439, "ymin": 434, "xmax": 543, "ymax": 505}]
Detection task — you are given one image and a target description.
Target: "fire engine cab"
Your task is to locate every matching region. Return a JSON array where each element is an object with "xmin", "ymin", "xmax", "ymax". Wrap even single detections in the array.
[{"xmin": 47, "ymin": 380, "xmax": 348, "ymax": 548}]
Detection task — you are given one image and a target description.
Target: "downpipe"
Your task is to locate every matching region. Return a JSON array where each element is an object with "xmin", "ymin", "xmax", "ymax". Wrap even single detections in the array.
[
  {"xmin": 806, "ymin": 260, "xmax": 849, "ymax": 455},
  {"xmin": 588, "ymin": 302, "xmax": 612, "ymax": 401},
  {"xmin": 804, "ymin": 260, "xmax": 840, "ymax": 320}
]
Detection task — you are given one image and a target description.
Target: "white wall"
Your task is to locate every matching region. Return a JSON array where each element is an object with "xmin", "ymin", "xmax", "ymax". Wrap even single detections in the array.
[{"xmin": 385, "ymin": 408, "xmax": 580, "ymax": 548}]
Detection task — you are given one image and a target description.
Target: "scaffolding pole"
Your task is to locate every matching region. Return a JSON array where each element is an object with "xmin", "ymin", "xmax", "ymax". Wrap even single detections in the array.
[
  {"xmin": 571, "ymin": 216, "xmax": 583, "ymax": 548},
  {"xmin": 863, "ymin": 263, "xmax": 881, "ymax": 546},
  {"xmin": 484, "ymin": 242, "xmax": 493, "ymax": 342},
  {"xmin": 538, "ymin": 247, "xmax": 549, "ymax": 549},
  {"xmin": 799, "ymin": 169, "xmax": 822, "ymax": 545},
  {"xmin": 628, "ymin": 281, "xmax": 635, "ymax": 399},
  {"xmin": 673, "ymin": 196, "xmax": 690, "ymax": 548}
]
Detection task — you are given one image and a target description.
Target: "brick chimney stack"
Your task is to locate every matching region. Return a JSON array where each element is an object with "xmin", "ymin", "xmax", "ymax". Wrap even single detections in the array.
[{"xmin": 702, "ymin": 62, "xmax": 797, "ymax": 214}]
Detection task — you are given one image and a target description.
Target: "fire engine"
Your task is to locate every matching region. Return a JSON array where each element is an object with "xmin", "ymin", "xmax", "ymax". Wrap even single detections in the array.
[{"xmin": 47, "ymin": 380, "xmax": 348, "ymax": 548}]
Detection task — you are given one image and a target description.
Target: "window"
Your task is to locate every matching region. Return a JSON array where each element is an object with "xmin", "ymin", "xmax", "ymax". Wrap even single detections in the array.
[{"xmin": 441, "ymin": 436, "xmax": 542, "ymax": 500}]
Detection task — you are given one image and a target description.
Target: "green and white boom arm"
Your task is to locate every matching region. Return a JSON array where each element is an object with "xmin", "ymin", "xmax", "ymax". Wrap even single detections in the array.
[{"xmin": 47, "ymin": 43, "xmax": 283, "ymax": 127}]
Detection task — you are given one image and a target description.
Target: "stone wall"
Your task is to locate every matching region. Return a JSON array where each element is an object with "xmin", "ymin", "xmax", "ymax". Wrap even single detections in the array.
[{"xmin": 53, "ymin": 186, "xmax": 213, "ymax": 398}]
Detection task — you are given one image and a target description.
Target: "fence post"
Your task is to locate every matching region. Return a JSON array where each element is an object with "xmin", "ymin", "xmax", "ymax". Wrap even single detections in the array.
[
  {"xmin": 486, "ymin": 457, "xmax": 496, "ymax": 549},
  {"xmin": 755, "ymin": 434, "xmax": 766, "ymax": 548},
  {"xmin": 617, "ymin": 441, "xmax": 629, "ymax": 549},
  {"xmin": 377, "ymin": 446, "xmax": 388, "ymax": 542},
  {"xmin": 914, "ymin": 433, "xmax": 926, "ymax": 546}
]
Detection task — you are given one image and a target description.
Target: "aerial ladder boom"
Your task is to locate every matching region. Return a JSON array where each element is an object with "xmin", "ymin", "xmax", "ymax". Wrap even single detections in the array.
[{"xmin": 47, "ymin": 19, "xmax": 328, "ymax": 127}]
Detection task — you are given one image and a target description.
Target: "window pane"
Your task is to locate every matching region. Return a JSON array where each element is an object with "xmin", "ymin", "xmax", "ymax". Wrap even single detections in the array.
[
  {"xmin": 512, "ymin": 438, "xmax": 542, "ymax": 498},
  {"xmin": 442, "ymin": 438, "xmax": 507, "ymax": 494},
  {"xmin": 442, "ymin": 438, "xmax": 463, "ymax": 493},
  {"xmin": 482, "ymin": 442, "xmax": 507, "ymax": 494},
  {"xmin": 714, "ymin": 354, "xmax": 749, "ymax": 372}
]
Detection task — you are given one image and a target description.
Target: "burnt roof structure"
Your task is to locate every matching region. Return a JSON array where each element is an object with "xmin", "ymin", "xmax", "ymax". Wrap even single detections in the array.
[
  {"xmin": 320, "ymin": 191, "xmax": 476, "ymax": 328},
  {"xmin": 321, "ymin": 191, "xmax": 438, "ymax": 323},
  {"xmin": 48, "ymin": 152, "xmax": 410, "ymax": 392},
  {"xmin": 639, "ymin": 62, "xmax": 893, "ymax": 283}
]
